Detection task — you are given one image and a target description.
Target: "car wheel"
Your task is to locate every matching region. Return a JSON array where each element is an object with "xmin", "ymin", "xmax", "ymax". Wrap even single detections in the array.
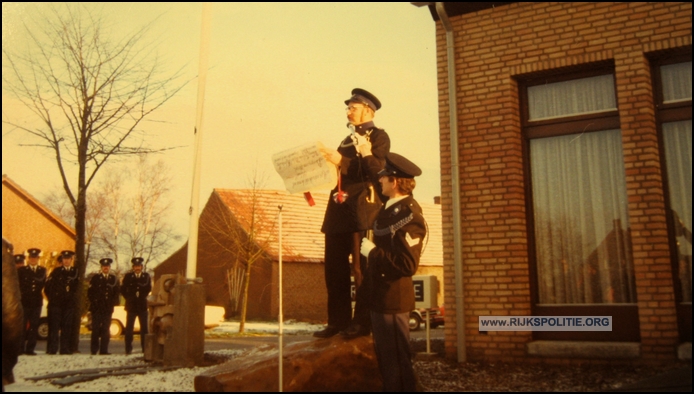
[
  {"xmin": 109, "ymin": 319, "xmax": 124, "ymax": 338},
  {"xmin": 37, "ymin": 318, "xmax": 49, "ymax": 340},
  {"xmin": 409, "ymin": 313, "xmax": 422, "ymax": 331}
]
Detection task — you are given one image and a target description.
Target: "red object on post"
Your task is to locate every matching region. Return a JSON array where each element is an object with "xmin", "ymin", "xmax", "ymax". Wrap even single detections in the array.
[{"xmin": 304, "ymin": 192, "xmax": 315, "ymax": 206}]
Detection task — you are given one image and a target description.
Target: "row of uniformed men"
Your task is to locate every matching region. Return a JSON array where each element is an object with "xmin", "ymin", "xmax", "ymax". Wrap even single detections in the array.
[{"xmin": 15, "ymin": 249, "xmax": 152, "ymax": 356}]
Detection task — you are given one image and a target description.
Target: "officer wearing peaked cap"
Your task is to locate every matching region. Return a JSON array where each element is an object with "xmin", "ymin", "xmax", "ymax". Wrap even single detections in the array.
[
  {"xmin": 17, "ymin": 248, "xmax": 47, "ymax": 355},
  {"xmin": 45, "ymin": 250, "xmax": 78, "ymax": 355},
  {"xmin": 14, "ymin": 254, "xmax": 25, "ymax": 269},
  {"xmin": 314, "ymin": 88, "xmax": 391, "ymax": 339},
  {"xmin": 121, "ymin": 257, "xmax": 151, "ymax": 355},
  {"xmin": 360, "ymin": 152, "xmax": 426, "ymax": 392},
  {"xmin": 88, "ymin": 258, "xmax": 120, "ymax": 355}
]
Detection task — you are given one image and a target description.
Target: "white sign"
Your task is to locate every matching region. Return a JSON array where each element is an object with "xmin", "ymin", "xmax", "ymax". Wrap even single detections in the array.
[{"xmin": 272, "ymin": 142, "xmax": 337, "ymax": 194}]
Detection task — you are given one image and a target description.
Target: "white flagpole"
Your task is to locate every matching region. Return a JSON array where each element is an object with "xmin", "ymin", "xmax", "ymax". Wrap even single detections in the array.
[
  {"xmin": 278, "ymin": 205, "xmax": 284, "ymax": 392},
  {"xmin": 186, "ymin": 3, "xmax": 212, "ymax": 280}
]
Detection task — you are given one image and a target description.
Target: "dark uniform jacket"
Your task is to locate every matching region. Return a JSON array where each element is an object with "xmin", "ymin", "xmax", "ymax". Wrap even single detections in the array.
[
  {"xmin": 121, "ymin": 272, "xmax": 151, "ymax": 312},
  {"xmin": 321, "ymin": 121, "xmax": 390, "ymax": 234},
  {"xmin": 88, "ymin": 273, "xmax": 120, "ymax": 314},
  {"xmin": 17, "ymin": 265, "xmax": 47, "ymax": 308},
  {"xmin": 366, "ymin": 195, "xmax": 427, "ymax": 314},
  {"xmin": 45, "ymin": 266, "xmax": 79, "ymax": 307}
]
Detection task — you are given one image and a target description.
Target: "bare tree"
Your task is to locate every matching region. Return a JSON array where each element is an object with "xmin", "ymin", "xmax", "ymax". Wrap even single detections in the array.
[
  {"xmin": 92, "ymin": 170, "xmax": 127, "ymax": 271},
  {"xmin": 122, "ymin": 154, "xmax": 180, "ymax": 271},
  {"xmin": 200, "ymin": 171, "xmax": 276, "ymax": 333},
  {"xmin": 3, "ymin": 4, "xmax": 185, "ymax": 351}
]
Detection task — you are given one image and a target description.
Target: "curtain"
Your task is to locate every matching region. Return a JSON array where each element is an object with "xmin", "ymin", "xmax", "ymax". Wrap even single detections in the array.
[
  {"xmin": 661, "ymin": 61, "xmax": 692, "ymax": 103},
  {"xmin": 528, "ymin": 74, "xmax": 617, "ymax": 121},
  {"xmin": 531, "ymin": 129, "xmax": 636, "ymax": 304},
  {"xmin": 663, "ymin": 120, "xmax": 693, "ymax": 302}
]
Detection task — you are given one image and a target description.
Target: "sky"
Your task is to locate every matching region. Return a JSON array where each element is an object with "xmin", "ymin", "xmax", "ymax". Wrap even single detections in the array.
[{"xmin": 2, "ymin": 3, "xmax": 441, "ymax": 253}]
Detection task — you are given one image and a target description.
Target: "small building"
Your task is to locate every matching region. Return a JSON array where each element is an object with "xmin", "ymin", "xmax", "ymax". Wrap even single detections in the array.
[
  {"xmin": 2, "ymin": 174, "xmax": 76, "ymax": 267},
  {"xmin": 155, "ymin": 189, "xmax": 444, "ymax": 322},
  {"xmin": 418, "ymin": 2, "xmax": 691, "ymax": 363}
]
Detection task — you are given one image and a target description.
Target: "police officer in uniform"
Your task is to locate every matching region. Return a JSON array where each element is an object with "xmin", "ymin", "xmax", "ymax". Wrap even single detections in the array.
[
  {"xmin": 17, "ymin": 248, "xmax": 47, "ymax": 355},
  {"xmin": 45, "ymin": 250, "xmax": 79, "ymax": 355},
  {"xmin": 360, "ymin": 153, "xmax": 426, "ymax": 392},
  {"xmin": 121, "ymin": 257, "xmax": 151, "ymax": 355},
  {"xmin": 88, "ymin": 258, "xmax": 120, "ymax": 355},
  {"xmin": 315, "ymin": 88, "xmax": 390, "ymax": 339}
]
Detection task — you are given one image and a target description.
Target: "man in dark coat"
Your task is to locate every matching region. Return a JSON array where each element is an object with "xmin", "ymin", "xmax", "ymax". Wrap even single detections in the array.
[
  {"xmin": 121, "ymin": 257, "xmax": 151, "ymax": 355},
  {"xmin": 17, "ymin": 248, "xmax": 47, "ymax": 355},
  {"xmin": 360, "ymin": 152, "xmax": 426, "ymax": 392},
  {"xmin": 45, "ymin": 250, "xmax": 79, "ymax": 355},
  {"xmin": 2, "ymin": 239, "xmax": 23, "ymax": 391},
  {"xmin": 314, "ymin": 88, "xmax": 390, "ymax": 339},
  {"xmin": 88, "ymin": 258, "xmax": 120, "ymax": 355}
]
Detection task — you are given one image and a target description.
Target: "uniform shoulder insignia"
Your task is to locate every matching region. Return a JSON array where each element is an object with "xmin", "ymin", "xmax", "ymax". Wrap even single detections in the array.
[{"xmin": 405, "ymin": 232, "xmax": 421, "ymax": 247}]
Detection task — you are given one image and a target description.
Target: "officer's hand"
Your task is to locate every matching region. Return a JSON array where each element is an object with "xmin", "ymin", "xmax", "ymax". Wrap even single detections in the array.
[
  {"xmin": 320, "ymin": 147, "xmax": 342, "ymax": 166},
  {"xmin": 354, "ymin": 134, "xmax": 372, "ymax": 157},
  {"xmin": 360, "ymin": 237, "xmax": 375, "ymax": 257}
]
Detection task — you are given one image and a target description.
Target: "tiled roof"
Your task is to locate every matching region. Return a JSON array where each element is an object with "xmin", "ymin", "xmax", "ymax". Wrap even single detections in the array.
[{"xmin": 213, "ymin": 189, "xmax": 443, "ymax": 266}]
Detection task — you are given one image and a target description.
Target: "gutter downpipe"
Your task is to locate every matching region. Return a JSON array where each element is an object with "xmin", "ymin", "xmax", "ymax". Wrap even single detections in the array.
[{"xmin": 435, "ymin": 2, "xmax": 466, "ymax": 363}]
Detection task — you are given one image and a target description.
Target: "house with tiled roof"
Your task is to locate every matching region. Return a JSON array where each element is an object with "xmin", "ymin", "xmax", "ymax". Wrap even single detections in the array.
[
  {"xmin": 2, "ymin": 174, "xmax": 76, "ymax": 267},
  {"xmin": 155, "ymin": 188, "xmax": 443, "ymax": 322}
]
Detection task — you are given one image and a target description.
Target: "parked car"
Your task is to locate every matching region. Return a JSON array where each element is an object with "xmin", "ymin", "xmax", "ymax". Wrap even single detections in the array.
[
  {"xmin": 409, "ymin": 306, "xmax": 444, "ymax": 331},
  {"xmin": 86, "ymin": 305, "xmax": 225, "ymax": 338},
  {"xmin": 37, "ymin": 304, "xmax": 49, "ymax": 340}
]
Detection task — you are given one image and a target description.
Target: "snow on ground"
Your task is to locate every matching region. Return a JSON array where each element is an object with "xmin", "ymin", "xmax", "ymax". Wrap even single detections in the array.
[
  {"xmin": 207, "ymin": 319, "xmax": 325, "ymax": 336},
  {"xmin": 5, "ymin": 320, "xmax": 325, "ymax": 392}
]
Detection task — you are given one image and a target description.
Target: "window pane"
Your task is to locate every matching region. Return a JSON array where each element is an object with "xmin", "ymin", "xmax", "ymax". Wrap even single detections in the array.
[
  {"xmin": 661, "ymin": 62, "xmax": 693, "ymax": 103},
  {"xmin": 663, "ymin": 120, "xmax": 693, "ymax": 302},
  {"xmin": 531, "ymin": 129, "xmax": 636, "ymax": 304},
  {"xmin": 528, "ymin": 74, "xmax": 617, "ymax": 121}
]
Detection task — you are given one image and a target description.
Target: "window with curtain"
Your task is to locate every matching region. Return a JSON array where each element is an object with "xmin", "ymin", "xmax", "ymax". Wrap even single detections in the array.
[
  {"xmin": 525, "ymin": 72, "xmax": 636, "ymax": 305},
  {"xmin": 659, "ymin": 60, "xmax": 692, "ymax": 304}
]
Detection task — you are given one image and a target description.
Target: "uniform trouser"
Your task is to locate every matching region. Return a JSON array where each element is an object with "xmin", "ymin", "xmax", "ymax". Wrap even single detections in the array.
[
  {"xmin": 324, "ymin": 232, "xmax": 370, "ymax": 330},
  {"xmin": 370, "ymin": 311, "xmax": 416, "ymax": 392},
  {"xmin": 22, "ymin": 305, "xmax": 41, "ymax": 353},
  {"xmin": 90, "ymin": 310, "xmax": 112, "ymax": 354},
  {"xmin": 125, "ymin": 308, "xmax": 148, "ymax": 354},
  {"xmin": 47, "ymin": 304, "xmax": 75, "ymax": 354}
]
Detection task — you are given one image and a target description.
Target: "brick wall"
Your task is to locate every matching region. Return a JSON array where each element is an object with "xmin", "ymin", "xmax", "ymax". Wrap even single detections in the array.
[
  {"xmin": 2, "ymin": 180, "xmax": 75, "ymax": 266},
  {"xmin": 436, "ymin": 2, "xmax": 691, "ymax": 362}
]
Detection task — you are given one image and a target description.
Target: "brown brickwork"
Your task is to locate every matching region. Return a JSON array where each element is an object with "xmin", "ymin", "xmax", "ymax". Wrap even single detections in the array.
[
  {"xmin": 434, "ymin": 2, "xmax": 691, "ymax": 362},
  {"xmin": 156, "ymin": 189, "xmax": 445, "ymax": 324},
  {"xmin": 2, "ymin": 175, "xmax": 75, "ymax": 267}
]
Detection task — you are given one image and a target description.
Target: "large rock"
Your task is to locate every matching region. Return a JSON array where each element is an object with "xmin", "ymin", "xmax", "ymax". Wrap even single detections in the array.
[{"xmin": 195, "ymin": 335, "xmax": 383, "ymax": 392}]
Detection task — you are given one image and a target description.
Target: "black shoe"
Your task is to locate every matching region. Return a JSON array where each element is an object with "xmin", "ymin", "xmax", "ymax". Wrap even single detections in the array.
[
  {"xmin": 340, "ymin": 324, "xmax": 371, "ymax": 339},
  {"xmin": 313, "ymin": 325, "xmax": 343, "ymax": 338},
  {"xmin": 99, "ymin": 352, "xmax": 111, "ymax": 355},
  {"xmin": 25, "ymin": 351, "xmax": 37, "ymax": 356},
  {"xmin": 91, "ymin": 352, "xmax": 97, "ymax": 355}
]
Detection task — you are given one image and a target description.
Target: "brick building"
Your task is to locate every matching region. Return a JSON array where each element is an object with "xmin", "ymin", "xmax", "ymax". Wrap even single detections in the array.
[
  {"xmin": 2, "ymin": 174, "xmax": 76, "ymax": 267},
  {"xmin": 418, "ymin": 2, "xmax": 691, "ymax": 363},
  {"xmin": 155, "ymin": 189, "xmax": 444, "ymax": 322}
]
